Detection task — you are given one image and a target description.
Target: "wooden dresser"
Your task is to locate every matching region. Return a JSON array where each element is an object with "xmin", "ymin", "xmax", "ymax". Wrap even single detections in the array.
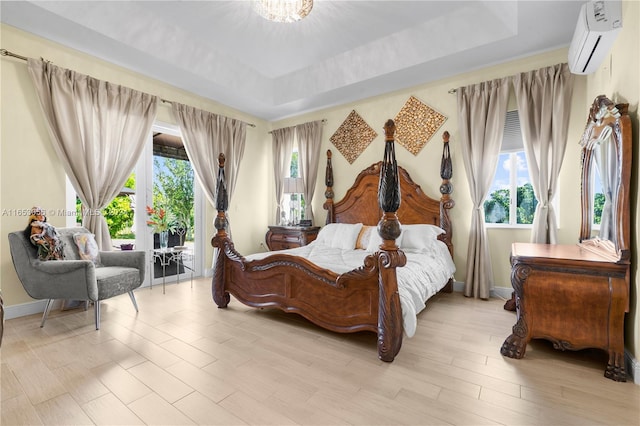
[
  {"xmin": 265, "ymin": 225, "xmax": 320, "ymax": 251},
  {"xmin": 501, "ymin": 242, "xmax": 629, "ymax": 381},
  {"xmin": 501, "ymin": 96, "xmax": 632, "ymax": 381}
]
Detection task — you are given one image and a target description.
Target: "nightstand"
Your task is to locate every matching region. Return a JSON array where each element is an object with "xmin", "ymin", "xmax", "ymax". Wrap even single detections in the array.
[{"xmin": 265, "ymin": 225, "xmax": 320, "ymax": 251}]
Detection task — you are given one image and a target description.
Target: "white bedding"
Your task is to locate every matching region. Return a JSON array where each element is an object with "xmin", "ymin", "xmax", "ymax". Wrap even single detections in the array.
[{"xmin": 245, "ymin": 239, "xmax": 456, "ymax": 337}]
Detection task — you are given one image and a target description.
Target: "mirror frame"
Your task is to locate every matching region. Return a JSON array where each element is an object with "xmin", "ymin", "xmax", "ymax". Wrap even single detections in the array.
[{"xmin": 579, "ymin": 95, "xmax": 631, "ymax": 262}]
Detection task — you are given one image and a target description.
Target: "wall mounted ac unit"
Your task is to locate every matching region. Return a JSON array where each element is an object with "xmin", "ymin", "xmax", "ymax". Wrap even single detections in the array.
[{"xmin": 568, "ymin": 0, "xmax": 622, "ymax": 75}]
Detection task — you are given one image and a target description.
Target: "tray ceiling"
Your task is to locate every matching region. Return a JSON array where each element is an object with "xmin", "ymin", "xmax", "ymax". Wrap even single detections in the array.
[{"xmin": 1, "ymin": 1, "xmax": 584, "ymax": 121}]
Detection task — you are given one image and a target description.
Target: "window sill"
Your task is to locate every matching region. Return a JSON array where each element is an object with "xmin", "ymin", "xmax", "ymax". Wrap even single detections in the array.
[{"xmin": 485, "ymin": 224, "xmax": 533, "ymax": 230}]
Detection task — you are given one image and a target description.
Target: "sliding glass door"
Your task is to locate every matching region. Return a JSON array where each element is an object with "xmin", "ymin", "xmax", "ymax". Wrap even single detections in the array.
[{"xmin": 135, "ymin": 122, "xmax": 205, "ymax": 287}]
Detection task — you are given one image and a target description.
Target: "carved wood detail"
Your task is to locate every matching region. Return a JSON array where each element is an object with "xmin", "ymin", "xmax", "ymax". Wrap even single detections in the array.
[
  {"xmin": 212, "ymin": 120, "xmax": 454, "ymax": 362},
  {"xmin": 502, "ymin": 96, "xmax": 632, "ymax": 381}
]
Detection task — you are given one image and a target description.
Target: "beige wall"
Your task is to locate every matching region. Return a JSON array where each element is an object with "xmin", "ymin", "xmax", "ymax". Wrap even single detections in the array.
[
  {"xmin": 272, "ymin": 49, "xmax": 587, "ymax": 290},
  {"xmin": 0, "ymin": 24, "xmax": 270, "ymax": 308},
  {"xmin": 584, "ymin": 0, "xmax": 640, "ymax": 363},
  {"xmin": 2, "ymin": 1, "xmax": 638, "ymax": 365}
]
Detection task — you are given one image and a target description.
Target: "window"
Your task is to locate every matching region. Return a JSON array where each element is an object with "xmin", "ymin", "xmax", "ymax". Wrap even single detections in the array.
[
  {"xmin": 71, "ymin": 173, "xmax": 136, "ymax": 236},
  {"xmin": 484, "ymin": 110, "xmax": 537, "ymax": 226},
  {"xmin": 281, "ymin": 147, "xmax": 306, "ymax": 225}
]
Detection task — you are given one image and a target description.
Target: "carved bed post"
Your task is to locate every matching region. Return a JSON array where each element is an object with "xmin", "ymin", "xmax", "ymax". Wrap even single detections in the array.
[
  {"xmin": 323, "ymin": 149, "xmax": 335, "ymax": 224},
  {"xmin": 439, "ymin": 131, "xmax": 456, "ymax": 293},
  {"xmin": 211, "ymin": 153, "xmax": 230, "ymax": 308},
  {"xmin": 376, "ymin": 119, "xmax": 407, "ymax": 362},
  {"xmin": 439, "ymin": 131, "xmax": 455, "ymax": 257}
]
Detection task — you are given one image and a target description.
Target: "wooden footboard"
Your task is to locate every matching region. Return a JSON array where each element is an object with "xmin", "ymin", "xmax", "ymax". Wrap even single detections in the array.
[{"xmin": 212, "ymin": 234, "xmax": 405, "ymax": 361}]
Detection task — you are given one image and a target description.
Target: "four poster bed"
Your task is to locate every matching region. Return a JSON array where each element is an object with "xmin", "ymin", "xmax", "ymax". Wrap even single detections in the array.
[{"xmin": 211, "ymin": 120, "xmax": 455, "ymax": 361}]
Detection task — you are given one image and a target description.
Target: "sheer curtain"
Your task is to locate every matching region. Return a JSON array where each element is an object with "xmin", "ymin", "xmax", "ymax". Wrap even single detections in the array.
[
  {"xmin": 27, "ymin": 58, "xmax": 158, "ymax": 250},
  {"xmin": 295, "ymin": 121, "xmax": 323, "ymax": 224},
  {"xmin": 457, "ymin": 77, "xmax": 510, "ymax": 299},
  {"xmin": 271, "ymin": 127, "xmax": 295, "ymax": 225},
  {"xmin": 170, "ymin": 103, "xmax": 247, "ymax": 237},
  {"xmin": 512, "ymin": 63, "xmax": 574, "ymax": 244}
]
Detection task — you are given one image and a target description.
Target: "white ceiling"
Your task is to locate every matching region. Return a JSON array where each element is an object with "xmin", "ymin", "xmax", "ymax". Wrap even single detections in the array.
[{"xmin": 1, "ymin": 1, "xmax": 584, "ymax": 121}]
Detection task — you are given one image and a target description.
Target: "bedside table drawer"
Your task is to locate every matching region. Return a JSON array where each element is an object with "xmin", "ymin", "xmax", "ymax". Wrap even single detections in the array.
[
  {"xmin": 265, "ymin": 226, "xmax": 320, "ymax": 251},
  {"xmin": 268, "ymin": 240, "xmax": 298, "ymax": 251},
  {"xmin": 270, "ymin": 233, "xmax": 302, "ymax": 244}
]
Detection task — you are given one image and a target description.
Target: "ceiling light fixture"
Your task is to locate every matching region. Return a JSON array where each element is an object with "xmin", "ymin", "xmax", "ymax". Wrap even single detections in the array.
[{"xmin": 253, "ymin": 0, "xmax": 313, "ymax": 23}]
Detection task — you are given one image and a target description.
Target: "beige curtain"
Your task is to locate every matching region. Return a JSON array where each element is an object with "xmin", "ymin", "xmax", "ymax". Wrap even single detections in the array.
[
  {"xmin": 295, "ymin": 121, "xmax": 324, "ymax": 224},
  {"xmin": 271, "ymin": 127, "xmax": 295, "ymax": 225},
  {"xmin": 170, "ymin": 103, "xmax": 246, "ymax": 235},
  {"xmin": 512, "ymin": 63, "xmax": 574, "ymax": 244},
  {"xmin": 27, "ymin": 58, "xmax": 158, "ymax": 250},
  {"xmin": 457, "ymin": 77, "xmax": 510, "ymax": 299}
]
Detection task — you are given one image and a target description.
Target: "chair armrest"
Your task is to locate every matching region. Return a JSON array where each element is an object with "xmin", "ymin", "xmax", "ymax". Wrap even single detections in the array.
[
  {"xmin": 100, "ymin": 250, "xmax": 146, "ymax": 283},
  {"xmin": 28, "ymin": 260, "xmax": 98, "ymax": 301},
  {"xmin": 32, "ymin": 259, "xmax": 93, "ymax": 275}
]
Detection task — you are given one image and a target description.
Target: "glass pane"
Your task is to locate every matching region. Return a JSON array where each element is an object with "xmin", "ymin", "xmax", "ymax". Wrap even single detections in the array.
[
  {"xmin": 515, "ymin": 151, "xmax": 537, "ymax": 224},
  {"xmin": 283, "ymin": 148, "xmax": 304, "ymax": 225},
  {"xmin": 152, "ymin": 155, "xmax": 195, "ymax": 279},
  {"xmin": 103, "ymin": 172, "xmax": 135, "ymax": 248},
  {"xmin": 593, "ymin": 164, "xmax": 604, "ymax": 225},
  {"xmin": 484, "ymin": 152, "xmax": 511, "ymax": 224},
  {"xmin": 290, "ymin": 150, "xmax": 299, "ymax": 178}
]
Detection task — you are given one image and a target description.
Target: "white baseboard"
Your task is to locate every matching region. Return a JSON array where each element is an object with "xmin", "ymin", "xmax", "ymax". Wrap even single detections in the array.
[
  {"xmin": 451, "ymin": 280, "xmax": 464, "ymax": 292},
  {"xmin": 491, "ymin": 286, "xmax": 514, "ymax": 301},
  {"xmin": 4, "ymin": 299, "xmax": 53, "ymax": 320},
  {"xmin": 450, "ymin": 281, "xmax": 513, "ymax": 302},
  {"xmin": 626, "ymin": 350, "xmax": 639, "ymax": 385}
]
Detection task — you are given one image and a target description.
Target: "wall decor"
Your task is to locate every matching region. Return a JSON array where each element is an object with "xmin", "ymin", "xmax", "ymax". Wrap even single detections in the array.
[
  {"xmin": 329, "ymin": 110, "xmax": 378, "ymax": 164},
  {"xmin": 394, "ymin": 95, "xmax": 447, "ymax": 155}
]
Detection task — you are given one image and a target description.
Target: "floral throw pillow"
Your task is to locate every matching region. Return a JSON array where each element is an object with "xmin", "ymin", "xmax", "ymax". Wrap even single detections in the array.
[{"xmin": 73, "ymin": 233, "xmax": 102, "ymax": 266}]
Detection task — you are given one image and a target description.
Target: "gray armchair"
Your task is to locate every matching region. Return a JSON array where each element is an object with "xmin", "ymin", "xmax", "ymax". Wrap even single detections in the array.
[{"xmin": 8, "ymin": 227, "xmax": 145, "ymax": 329}]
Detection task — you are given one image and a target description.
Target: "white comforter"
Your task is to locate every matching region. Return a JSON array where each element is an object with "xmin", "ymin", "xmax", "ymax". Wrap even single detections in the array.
[{"xmin": 245, "ymin": 241, "xmax": 456, "ymax": 337}]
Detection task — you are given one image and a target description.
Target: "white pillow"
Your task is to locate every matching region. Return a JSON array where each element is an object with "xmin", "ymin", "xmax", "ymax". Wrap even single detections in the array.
[
  {"xmin": 365, "ymin": 230, "xmax": 383, "ymax": 252},
  {"xmin": 400, "ymin": 224, "xmax": 445, "ymax": 250},
  {"xmin": 315, "ymin": 223, "xmax": 363, "ymax": 250},
  {"xmin": 365, "ymin": 227, "xmax": 403, "ymax": 252},
  {"xmin": 355, "ymin": 225, "xmax": 375, "ymax": 250}
]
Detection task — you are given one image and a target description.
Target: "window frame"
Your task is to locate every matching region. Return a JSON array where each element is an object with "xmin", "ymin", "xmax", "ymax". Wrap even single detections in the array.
[
  {"xmin": 484, "ymin": 150, "xmax": 536, "ymax": 229},
  {"xmin": 281, "ymin": 144, "xmax": 306, "ymax": 225},
  {"xmin": 484, "ymin": 109, "xmax": 537, "ymax": 229}
]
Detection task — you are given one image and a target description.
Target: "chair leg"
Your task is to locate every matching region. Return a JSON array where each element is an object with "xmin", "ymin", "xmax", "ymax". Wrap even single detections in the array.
[
  {"xmin": 128, "ymin": 291, "xmax": 139, "ymax": 312},
  {"xmin": 40, "ymin": 299, "xmax": 54, "ymax": 328},
  {"xmin": 94, "ymin": 301, "xmax": 100, "ymax": 330}
]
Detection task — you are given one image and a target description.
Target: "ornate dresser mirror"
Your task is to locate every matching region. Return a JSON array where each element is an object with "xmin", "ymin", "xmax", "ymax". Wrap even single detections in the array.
[
  {"xmin": 501, "ymin": 95, "xmax": 632, "ymax": 381},
  {"xmin": 579, "ymin": 95, "xmax": 632, "ymax": 262}
]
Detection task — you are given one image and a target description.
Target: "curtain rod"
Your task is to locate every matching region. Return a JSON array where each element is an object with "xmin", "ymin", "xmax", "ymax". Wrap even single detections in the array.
[
  {"xmin": 2, "ymin": 48, "xmax": 257, "ymax": 128},
  {"xmin": 161, "ymin": 98, "xmax": 256, "ymax": 128},
  {"xmin": 0, "ymin": 48, "xmax": 28, "ymax": 61},
  {"xmin": 268, "ymin": 119, "xmax": 327, "ymax": 134},
  {"xmin": 448, "ymin": 62, "xmax": 567, "ymax": 95}
]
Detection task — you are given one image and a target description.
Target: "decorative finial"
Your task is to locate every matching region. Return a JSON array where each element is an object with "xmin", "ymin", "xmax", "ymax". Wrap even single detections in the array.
[{"xmin": 383, "ymin": 119, "xmax": 396, "ymax": 141}]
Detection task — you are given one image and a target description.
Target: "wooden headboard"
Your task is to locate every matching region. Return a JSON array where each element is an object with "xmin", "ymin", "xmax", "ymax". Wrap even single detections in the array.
[{"xmin": 323, "ymin": 132, "xmax": 454, "ymax": 256}]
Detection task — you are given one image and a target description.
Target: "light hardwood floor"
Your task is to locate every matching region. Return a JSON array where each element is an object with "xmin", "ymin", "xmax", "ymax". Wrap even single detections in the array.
[{"xmin": 2, "ymin": 277, "xmax": 639, "ymax": 425}]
